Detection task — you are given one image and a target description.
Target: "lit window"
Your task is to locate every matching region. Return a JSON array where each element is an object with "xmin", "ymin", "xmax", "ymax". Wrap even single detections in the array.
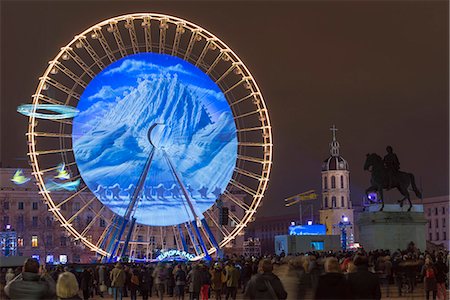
[
  {"xmin": 32, "ymin": 235, "xmax": 38, "ymax": 247},
  {"xmin": 87, "ymin": 235, "xmax": 92, "ymax": 243},
  {"xmin": 18, "ymin": 202, "xmax": 24, "ymax": 210},
  {"xmin": 32, "ymin": 202, "xmax": 38, "ymax": 210},
  {"xmin": 18, "ymin": 238, "xmax": 24, "ymax": 247},
  {"xmin": 331, "ymin": 176, "xmax": 336, "ymax": 189}
]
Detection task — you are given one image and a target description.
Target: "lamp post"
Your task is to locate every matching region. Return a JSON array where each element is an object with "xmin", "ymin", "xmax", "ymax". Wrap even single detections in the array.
[{"xmin": 337, "ymin": 215, "xmax": 352, "ymax": 251}]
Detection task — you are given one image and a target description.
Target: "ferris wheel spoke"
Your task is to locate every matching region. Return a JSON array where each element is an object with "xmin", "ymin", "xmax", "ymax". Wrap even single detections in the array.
[
  {"xmin": 91, "ymin": 27, "xmax": 115, "ymax": 63},
  {"xmin": 204, "ymin": 210, "xmax": 230, "ymax": 236},
  {"xmin": 53, "ymin": 186, "xmax": 89, "ymax": 209},
  {"xmin": 229, "ymin": 93, "xmax": 256, "ymax": 107},
  {"xmin": 171, "ymin": 23, "xmax": 185, "ymax": 56},
  {"xmin": 79, "ymin": 205, "xmax": 106, "ymax": 237},
  {"xmin": 223, "ymin": 76, "xmax": 251, "ymax": 95},
  {"xmin": 183, "ymin": 29, "xmax": 200, "ymax": 60},
  {"xmin": 30, "ymin": 132, "xmax": 72, "ymax": 138},
  {"xmin": 33, "ymin": 148, "xmax": 73, "ymax": 156},
  {"xmin": 107, "ymin": 22, "xmax": 127, "ymax": 58},
  {"xmin": 33, "ymin": 93, "xmax": 64, "ymax": 105},
  {"xmin": 234, "ymin": 167, "xmax": 264, "ymax": 181},
  {"xmin": 215, "ymin": 63, "xmax": 237, "ymax": 84},
  {"xmin": 76, "ymin": 36, "xmax": 106, "ymax": 69},
  {"xmin": 125, "ymin": 18, "xmax": 139, "ymax": 54},
  {"xmin": 237, "ymin": 125, "xmax": 271, "ymax": 133},
  {"xmin": 195, "ymin": 39, "xmax": 214, "ymax": 67},
  {"xmin": 52, "ymin": 61, "xmax": 88, "ymax": 88},
  {"xmin": 205, "ymin": 51, "xmax": 226, "ymax": 75},
  {"xmin": 159, "ymin": 19, "xmax": 168, "ymax": 54},
  {"xmin": 67, "ymin": 196, "xmax": 96, "ymax": 224},
  {"xmin": 64, "ymin": 48, "xmax": 96, "ymax": 78},
  {"xmin": 222, "ymin": 190, "xmax": 250, "ymax": 211},
  {"xmin": 141, "ymin": 17, "xmax": 153, "ymax": 52},
  {"xmin": 41, "ymin": 77, "xmax": 81, "ymax": 100}
]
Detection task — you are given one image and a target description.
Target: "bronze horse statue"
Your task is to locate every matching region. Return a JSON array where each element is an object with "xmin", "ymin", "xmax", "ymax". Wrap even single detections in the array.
[{"xmin": 364, "ymin": 153, "xmax": 422, "ymax": 211}]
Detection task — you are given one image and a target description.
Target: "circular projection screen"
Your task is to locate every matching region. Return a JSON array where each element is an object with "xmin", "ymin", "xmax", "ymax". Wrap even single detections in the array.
[{"xmin": 73, "ymin": 53, "xmax": 237, "ymax": 226}]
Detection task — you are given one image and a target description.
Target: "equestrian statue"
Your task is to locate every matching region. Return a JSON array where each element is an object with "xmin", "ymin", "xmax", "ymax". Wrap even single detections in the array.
[{"xmin": 364, "ymin": 146, "xmax": 422, "ymax": 211}]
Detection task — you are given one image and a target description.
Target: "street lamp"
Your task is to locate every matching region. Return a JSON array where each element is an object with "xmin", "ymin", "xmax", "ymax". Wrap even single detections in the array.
[{"xmin": 337, "ymin": 215, "xmax": 352, "ymax": 251}]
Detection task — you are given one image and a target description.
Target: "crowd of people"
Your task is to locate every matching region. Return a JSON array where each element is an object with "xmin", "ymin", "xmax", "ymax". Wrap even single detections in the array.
[{"xmin": 0, "ymin": 246, "xmax": 448, "ymax": 300}]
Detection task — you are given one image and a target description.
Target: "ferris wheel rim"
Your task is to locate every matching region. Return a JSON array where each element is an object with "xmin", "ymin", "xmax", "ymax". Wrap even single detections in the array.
[{"xmin": 27, "ymin": 12, "xmax": 273, "ymax": 260}]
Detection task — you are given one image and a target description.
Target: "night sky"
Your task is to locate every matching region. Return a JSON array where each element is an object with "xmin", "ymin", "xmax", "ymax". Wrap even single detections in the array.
[{"xmin": 1, "ymin": 1, "xmax": 448, "ymax": 217}]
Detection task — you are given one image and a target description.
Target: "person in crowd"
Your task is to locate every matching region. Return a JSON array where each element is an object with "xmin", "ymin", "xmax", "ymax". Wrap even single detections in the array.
[
  {"xmin": 199, "ymin": 264, "xmax": 211, "ymax": 300},
  {"xmin": 80, "ymin": 268, "xmax": 92, "ymax": 300},
  {"xmin": 153, "ymin": 263, "xmax": 167, "ymax": 300},
  {"xmin": 187, "ymin": 264, "xmax": 202, "ymax": 300},
  {"xmin": 4, "ymin": 258, "xmax": 56, "ymax": 299},
  {"xmin": 314, "ymin": 257, "xmax": 348, "ymax": 299},
  {"xmin": 210, "ymin": 264, "xmax": 224, "ymax": 300},
  {"xmin": 110, "ymin": 262, "xmax": 127, "ymax": 300},
  {"xmin": 346, "ymin": 255, "xmax": 381, "ymax": 300},
  {"xmin": 139, "ymin": 265, "xmax": 153, "ymax": 300},
  {"xmin": 224, "ymin": 261, "xmax": 240, "ymax": 300},
  {"xmin": 244, "ymin": 259, "xmax": 287, "ymax": 300},
  {"xmin": 98, "ymin": 265, "xmax": 106, "ymax": 298},
  {"xmin": 422, "ymin": 258, "xmax": 437, "ymax": 300},
  {"xmin": 307, "ymin": 255, "xmax": 321, "ymax": 293},
  {"xmin": 167, "ymin": 264, "xmax": 175, "ymax": 297},
  {"xmin": 434, "ymin": 253, "xmax": 448, "ymax": 300},
  {"xmin": 123, "ymin": 265, "xmax": 131, "ymax": 298},
  {"xmin": 174, "ymin": 264, "xmax": 187, "ymax": 300},
  {"xmin": 57, "ymin": 271, "xmax": 82, "ymax": 300},
  {"xmin": 5, "ymin": 268, "xmax": 15, "ymax": 284},
  {"xmin": 240, "ymin": 261, "xmax": 252, "ymax": 294},
  {"xmin": 129, "ymin": 268, "xmax": 140, "ymax": 300}
]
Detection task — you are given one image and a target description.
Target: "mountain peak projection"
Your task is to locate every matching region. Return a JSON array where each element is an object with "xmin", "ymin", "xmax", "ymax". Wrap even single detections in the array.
[{"xmin": 73, "ymin": 53, "xmax": 237, "ymax": 226}]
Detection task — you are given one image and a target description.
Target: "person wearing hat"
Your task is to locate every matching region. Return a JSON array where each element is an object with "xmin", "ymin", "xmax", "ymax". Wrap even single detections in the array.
[{"xmin": 110, "ymin": 262, "xmax": 126, "ymax": 300}]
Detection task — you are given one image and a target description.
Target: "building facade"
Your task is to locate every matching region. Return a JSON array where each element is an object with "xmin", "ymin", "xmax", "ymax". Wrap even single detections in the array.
[
  {"xmin": 319, "ymin": 126, "xmax": 354, "ymax": 246},
  {"xmin": 418, "ymin": 195, "xmax": 449, "ymax": 250}
]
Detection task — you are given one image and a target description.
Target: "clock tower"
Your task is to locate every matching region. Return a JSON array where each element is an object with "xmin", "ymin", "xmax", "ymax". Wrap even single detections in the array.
[{"xmin": 319, "ymin": 125, "xmax": 354, "ymax": 246}]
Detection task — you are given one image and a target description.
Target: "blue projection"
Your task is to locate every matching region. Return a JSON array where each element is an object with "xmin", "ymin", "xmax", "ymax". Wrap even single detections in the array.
[{"xmin": 73, "ymin": 53, "xmax": 237, "ymax": 226}]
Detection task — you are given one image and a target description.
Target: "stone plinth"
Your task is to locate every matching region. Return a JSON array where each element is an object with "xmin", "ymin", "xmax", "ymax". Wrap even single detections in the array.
[{"xmin": 357, "ymin": 205, "xmax": 427, "ymax": 251}]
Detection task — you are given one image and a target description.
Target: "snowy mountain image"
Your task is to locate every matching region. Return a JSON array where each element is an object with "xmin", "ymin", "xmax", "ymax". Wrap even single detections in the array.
[{"xmin": 73, "ymin": 53, "xmax": 237, "ymax": 226}]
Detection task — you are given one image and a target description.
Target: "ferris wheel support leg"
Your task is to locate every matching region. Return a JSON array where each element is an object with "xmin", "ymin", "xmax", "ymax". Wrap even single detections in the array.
[
  {"xmin": 108, "ymin": 218, "xmax": 129, "ymax": 262},
  {"xmin": 191, "ymin": 220, "xmax": 211, "ymax": 260},
  {"xmin": 178, "ymin": 224, "xmax": 189, "ymax": 252},
  {"xmin": 185, "ymin": 222, "xmax": 201, "ymax": 255},
  {"xmin": 200, "ymin": 218, "xmax": 222, "ymax": 258},
  {"xmin": 120, "ymin": 217, "xmax": 137, "ymax": 258}
]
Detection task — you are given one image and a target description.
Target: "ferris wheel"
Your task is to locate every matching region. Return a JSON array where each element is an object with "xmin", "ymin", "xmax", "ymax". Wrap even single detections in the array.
[{"xmin": 22, "ymin": 13, "xmax": 272, "ymax": 261}]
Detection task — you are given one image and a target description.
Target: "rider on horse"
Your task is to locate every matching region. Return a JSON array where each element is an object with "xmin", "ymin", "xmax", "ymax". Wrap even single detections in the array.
[{"xmin": 383, "ymin": 146, "xmax": 400, "ymax": 189}]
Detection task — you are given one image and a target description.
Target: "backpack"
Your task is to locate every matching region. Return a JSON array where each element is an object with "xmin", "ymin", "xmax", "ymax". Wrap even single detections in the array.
[
  {"xmin": 131, "ymin": 274, "xmax": 140, "ymax": 285},
  {"xmin": 426, "ymin": 267, "xmax": 435, "ymax": 279}
]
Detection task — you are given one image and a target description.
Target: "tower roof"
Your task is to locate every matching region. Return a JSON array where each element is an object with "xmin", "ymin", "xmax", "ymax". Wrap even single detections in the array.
[{"xmin": 322, "ymin": 125, "xmax": 349, "ymax": 171}]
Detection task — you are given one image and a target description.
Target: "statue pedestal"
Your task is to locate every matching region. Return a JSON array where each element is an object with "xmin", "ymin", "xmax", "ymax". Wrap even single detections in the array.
[{"xmin": 357, "ymin": 205, "xmax": 427, "ymax": 251}]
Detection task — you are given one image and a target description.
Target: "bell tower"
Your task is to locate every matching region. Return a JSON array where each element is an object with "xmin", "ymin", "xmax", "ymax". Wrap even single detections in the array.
[{"xmin": 319, "ymin": 125, "xmax": 354, "ymax": 245}]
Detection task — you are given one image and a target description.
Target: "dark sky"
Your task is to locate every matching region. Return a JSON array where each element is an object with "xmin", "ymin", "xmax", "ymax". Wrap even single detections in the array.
[{"xmin": 1, "ymin": 1, "xmax": 448, "ymax": 217}]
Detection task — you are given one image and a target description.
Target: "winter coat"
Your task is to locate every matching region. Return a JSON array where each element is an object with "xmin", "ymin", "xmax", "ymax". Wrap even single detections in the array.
[
  {"xmin": 210, "ymin": 269, "xmax": 223, "ymax": 291},
  {"xmin": 4, "ymin": 272, "xmax": 56, "ymax": 300},
  {"xmin": 244, "ymin": 272, "xmax": 287, "ymax": 300},
  {"xmin": 314, "ymin": 272, "xmax": 349, "ymax": 299},
  {"xmin": 80, "ymin": 270, "xmax": 92, "ymax": 291},
  {"xmin": 225, "ymin": 266, "xmax": 240, "ymax": 288},
  {"xmin": 110, "ymin": 266, "xmax": 126, "ymax": 288},
  {"xmin": 187, "ymin": 268, "xmax": 202, "ymax": 293},
  {"xmin": 346, "ymin": 266, "xmax": 381, "ymax": 300},
  {"xmin": 421, "ymin": 264, "xmax": 437, "ymax": 291}
]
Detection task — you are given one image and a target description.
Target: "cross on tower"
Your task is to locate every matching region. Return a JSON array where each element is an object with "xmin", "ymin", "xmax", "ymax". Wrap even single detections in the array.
[
  {"xmin": 329, "ymin": 124, "xmax": 340, "ymax": 156},
  {"xmin": 330, "ymin": 124, "xmax": 338, "ymax": 141}
]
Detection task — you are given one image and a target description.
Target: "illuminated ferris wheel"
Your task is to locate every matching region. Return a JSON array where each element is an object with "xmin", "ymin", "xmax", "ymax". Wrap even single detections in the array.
[{"xmin": 23, "ymin": 13, "xmax": 272, "ymax": 260}]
